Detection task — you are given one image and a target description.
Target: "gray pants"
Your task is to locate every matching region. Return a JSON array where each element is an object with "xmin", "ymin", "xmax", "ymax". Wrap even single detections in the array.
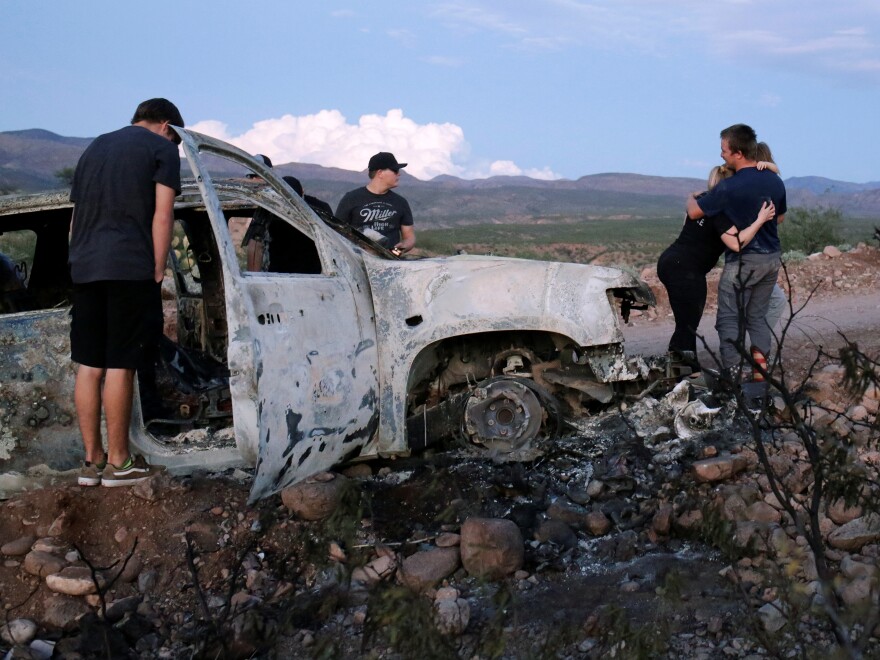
[
  {"xmin": 716, "ymin": 252, "xmax": 782, "ymax": 369},
  {"xmin": 764, "ymin": 283, "xmax": 787, "ymax": 336}
]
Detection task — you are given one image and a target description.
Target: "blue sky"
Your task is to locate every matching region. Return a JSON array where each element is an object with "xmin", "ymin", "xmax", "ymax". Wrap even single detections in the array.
[{"xmin": 2, "ymin": 0, "xmax": 879, "ymax": 182}]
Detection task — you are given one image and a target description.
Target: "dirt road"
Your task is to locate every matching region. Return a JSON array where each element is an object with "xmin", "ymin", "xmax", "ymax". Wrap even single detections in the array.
[{"xmin": 623, "ymin": 290, "xmax": 880, "ymax": 369}]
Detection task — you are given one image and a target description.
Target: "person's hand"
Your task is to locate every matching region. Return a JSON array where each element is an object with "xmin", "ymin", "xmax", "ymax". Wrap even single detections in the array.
[{"xmin": 757, "ymin": 200, "xmax": 775, "ymax": 224}]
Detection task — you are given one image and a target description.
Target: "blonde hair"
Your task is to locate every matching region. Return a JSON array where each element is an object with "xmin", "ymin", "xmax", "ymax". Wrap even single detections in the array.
[
  {"xmin": 756, "ymin": 141, "xmax": 774, "ymax": 164},
  {"xmin": 708, "ymin": 165, "xmax": 734, "ymax": 190}
]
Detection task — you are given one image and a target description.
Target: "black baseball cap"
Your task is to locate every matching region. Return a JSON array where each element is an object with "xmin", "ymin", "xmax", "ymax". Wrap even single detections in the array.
[
  {"xmin": 247, "ymin": 153, "xmax": 273, "ymax": 179},
  {"xmin": 368, "ymin": 152, "xmax": 407, "ymax": 172}
]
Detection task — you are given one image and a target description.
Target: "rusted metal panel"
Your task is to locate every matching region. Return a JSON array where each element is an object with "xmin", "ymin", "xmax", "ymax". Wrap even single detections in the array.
[
  {"xmin": 0, "ymin": 310, "xmax": 79, "ymax": 474},
  {"xmin": 361, "ymin": 255, "xmax": 647, "ymax": 454}
]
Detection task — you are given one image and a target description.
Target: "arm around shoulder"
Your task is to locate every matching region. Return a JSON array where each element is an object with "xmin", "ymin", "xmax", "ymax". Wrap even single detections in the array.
[{"xmin": 686, "ymin": 194, "xmax": 705, "ymax": 220}]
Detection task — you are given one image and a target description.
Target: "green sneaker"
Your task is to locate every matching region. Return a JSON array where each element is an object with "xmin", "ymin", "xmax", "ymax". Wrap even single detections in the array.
[
  {"xmin": 78, "ymin": 460, "xmax": 106, "ymax": 487},
  {"xmin": 101, "ymin": 455, "xmax": 165, "ymax": 488}
]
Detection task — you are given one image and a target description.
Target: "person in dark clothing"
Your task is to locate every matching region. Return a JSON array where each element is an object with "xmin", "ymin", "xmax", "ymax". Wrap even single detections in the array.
[
  {"xmin": 687, "ymin": 124, "xmax": 787, "ymax": 377},
  {"xmin": 658, "ymin": 166, "xmax": 733, "ymax": 365},
  {"xmin": 335, "ymin": 152, "xmax": 415, "ymax": 254},
  {"xmin": 658, "ymin": 163, "xmax": 776, "ymax": 373},
  {"xmin": 282, "ymin": 175, "xmax": 333, "ymax": 217},
  {"xmin": 69, "ymin": 97, "xmax": 184, "ymax": 487}
]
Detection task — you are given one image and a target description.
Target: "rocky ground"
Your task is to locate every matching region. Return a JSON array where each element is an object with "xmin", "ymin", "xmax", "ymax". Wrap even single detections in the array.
[{"xmin": 1, "ymin": 245, "xmax": 879, "ymax": 660}]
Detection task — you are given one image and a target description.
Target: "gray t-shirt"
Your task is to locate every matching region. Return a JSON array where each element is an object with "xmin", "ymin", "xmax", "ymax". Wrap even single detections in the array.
[{"xmin": 69, "ymin": 125, "xmax": 181, "ymax": 283}]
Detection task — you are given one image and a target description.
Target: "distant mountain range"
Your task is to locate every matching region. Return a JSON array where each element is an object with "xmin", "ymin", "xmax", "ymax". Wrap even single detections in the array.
[{"xmin": 3, "ymin": 128, "xmax": 879, "ymax": 226}]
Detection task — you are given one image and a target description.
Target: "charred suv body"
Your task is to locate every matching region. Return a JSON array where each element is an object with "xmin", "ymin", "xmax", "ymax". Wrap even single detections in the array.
[{"xmin": 0, "ymin": 130, "xmax": 655, "ymax": 501}]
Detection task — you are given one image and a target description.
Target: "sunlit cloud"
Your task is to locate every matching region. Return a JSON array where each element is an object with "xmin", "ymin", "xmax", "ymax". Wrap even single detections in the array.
[
  {"xmin": 189, "ymin": 109, "xmax": 560, "ymax": 181},
  {"xmin": 486, "ymin": 160, "xmax": 560, "ymax": 180}
]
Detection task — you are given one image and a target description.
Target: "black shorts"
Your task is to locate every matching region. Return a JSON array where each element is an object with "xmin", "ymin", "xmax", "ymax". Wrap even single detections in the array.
[{"xmin": 70, "ymin": 280, "xmax": 162, "ymax": 370}]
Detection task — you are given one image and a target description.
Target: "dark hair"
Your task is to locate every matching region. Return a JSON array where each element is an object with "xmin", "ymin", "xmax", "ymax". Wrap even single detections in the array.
[
  {"xmin": 131, "ymin": 98, "xmax": 185, "ymax": 128},
  {"xmin": 282, "ymin": 175, "xmax": 304, "ymax": 197},
  {"xmin": 720, "ymin": 123, "xmax": 757, "ymax": 161}
]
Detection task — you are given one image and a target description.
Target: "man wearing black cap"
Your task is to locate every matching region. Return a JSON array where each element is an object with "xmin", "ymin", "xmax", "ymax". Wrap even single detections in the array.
[{"xmin": 335, "ymin": 152, "xmax": 415, "ymax": 254}]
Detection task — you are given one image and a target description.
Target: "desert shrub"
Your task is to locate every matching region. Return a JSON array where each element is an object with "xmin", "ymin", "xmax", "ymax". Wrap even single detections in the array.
[
  {"xmin": 779, "ymin": 207, "xmax": 843, "ymax": 254},
  {"xmin": 781, "ymin": 250, "xmax": 806, "ymax": 263},
  {"xmin": 54, "ymin": 166, "xmax": 76, "ymax": 186}
]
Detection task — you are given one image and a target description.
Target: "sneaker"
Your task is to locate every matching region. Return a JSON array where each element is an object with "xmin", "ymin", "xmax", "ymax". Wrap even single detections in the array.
[
  {"xmin": 77, "ymin": 460, "xmax": 106, "ymax": 487},
  {"xmin": 101, "ymin": 455, "xmax": 165, "ymax": 488}
]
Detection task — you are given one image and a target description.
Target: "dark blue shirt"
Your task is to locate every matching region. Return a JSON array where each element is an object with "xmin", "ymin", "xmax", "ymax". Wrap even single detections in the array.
[
  {"xmin": 696, "ymin": 167, "xmax": 786, "ymax": 261},
  {"xmin": 70, "ymin": 125, "xmax": 181, "ymax": 283}
]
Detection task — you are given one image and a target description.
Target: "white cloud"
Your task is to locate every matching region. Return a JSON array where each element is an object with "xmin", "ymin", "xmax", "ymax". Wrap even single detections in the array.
[
  {"xmin": 488, "ymin": 160, "xmax": 522, "ymax": 176},
  {"xmin": 189, "ymin": 108, "xmax": 560, "ymax": 181},
  {"xmin": 427, "ymin": 1, "xmax": 880, "ymax": 80}
]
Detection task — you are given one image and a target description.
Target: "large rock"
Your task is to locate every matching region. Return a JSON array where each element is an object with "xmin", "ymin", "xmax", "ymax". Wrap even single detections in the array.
[
  {"xmin": 758, "ymin": 600, "xmax": 787, "ymax": 632},
  {"xmin": 840, "ymin": 556, "xmax": 878, "ymax": 580},
  {"xmin": 823, "ymin": 245, "xmax": 842, "ymax": 258},
  {"xmin": 398, "ymin": 547, "xmax": 460, "ymax": 592},
  {"xmin": 746, "ymin": 501, "xmax": 782, "ymax": 524},
  {"xmin": 651, "ymin": 504, "xmax": 673, "ymax": 535},
  {"xmin": 826, "ymin": 499, "xmax": 863, "ymax": 525},
  {"xmin": 1, "ymin": 535, "xmax": 35, "ymax": 556},
  {"xmin": 281, "ymin": 472, "xmax": 349, "ymax": 521},
  {"xmin": 351, "ymin": 554, "xmax": 397, "ymax": 587},
  {"xmin": 585, "ymin": 511, "xmax": 612, "ymax": 536},
  {"xmin": 0, "ymin": 618, "xmax": 38, "ymax": 645},
  {"xmin": 32, "ymin": 538, "xmax": 69, "ymax": 555},
  {"xmin": 460, "ymin": 518, "xmax": 524, "ymax": 580},
  {"xmin": 534, "ymin": 520, "xmax": 577, "ymax": 549},
  {"xmin": 46, "ymin": 566, "xmax": 104, "ymax": 596},
  {"xmin": 546, "ymin": 499, "xmax": 588, "ymax": 528},
  {"xmin": 692, "ymin": 455, "xmax": 748, "ymax": 483},
  {"xmin": 22, "ymin": 551, "xmax": 66, "ymax": 578},
  {"xmin": 434, "ymin": 590, "xmax": 470, "ymax": 635},
  {"xmin": 838, "ymin": 576, "xmax": 876, "ymax": 608},
  {"xmin": 828, "ymin": 516, "xmax": 880, "ymax": 551},
  {"xmin": 41, "ymin": 595, "xmax": 91, "ymax": 631}
]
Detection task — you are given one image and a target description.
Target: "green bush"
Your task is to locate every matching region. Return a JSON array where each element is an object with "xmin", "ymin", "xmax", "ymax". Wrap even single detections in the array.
[
  {"xmin": 779, "ymin": 207, "xmax": 843, "ymax": 255},
  {"xmin": 781, "ymin": 250, "xmax": 806, "ymax": 263}
]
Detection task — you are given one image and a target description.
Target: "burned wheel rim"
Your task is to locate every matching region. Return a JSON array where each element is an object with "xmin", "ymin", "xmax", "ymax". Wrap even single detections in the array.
[{"xmin": 462, "ymin": 377, "xmax": 559, "ymax": 454}]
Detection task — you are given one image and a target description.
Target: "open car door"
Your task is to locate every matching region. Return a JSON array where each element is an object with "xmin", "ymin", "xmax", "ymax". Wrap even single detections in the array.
[{"xmin": 176, "ymin": 129, "xmax": 380, "ymax": 502}]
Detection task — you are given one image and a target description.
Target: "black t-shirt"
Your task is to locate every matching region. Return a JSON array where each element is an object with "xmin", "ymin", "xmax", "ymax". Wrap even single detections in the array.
[
  {"xmin": 335, "ymin": 186, "xmax": 413, "ymax": 248},
  {"xmin": 69, "ymin": 125, "xmax": 181, "ymax": 283},
  {"xmin": 665, "ymin": 210, "xmax": 730, "ymax": 274},
  {"xmin": 696, "ymin": 167, "xmax": 787, "ymax": 261}
]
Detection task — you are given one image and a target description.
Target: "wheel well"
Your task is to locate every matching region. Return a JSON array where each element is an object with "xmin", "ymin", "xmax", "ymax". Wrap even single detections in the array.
[{"xmin": 405, "ymin": 330, "xmax": 571, "ymax": 413}]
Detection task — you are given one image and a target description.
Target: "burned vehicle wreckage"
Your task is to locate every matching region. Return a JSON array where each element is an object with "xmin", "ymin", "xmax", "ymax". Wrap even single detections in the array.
[{"xmin": 0, "ymin": 129, "xmax": 665, "ymax": 502}]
